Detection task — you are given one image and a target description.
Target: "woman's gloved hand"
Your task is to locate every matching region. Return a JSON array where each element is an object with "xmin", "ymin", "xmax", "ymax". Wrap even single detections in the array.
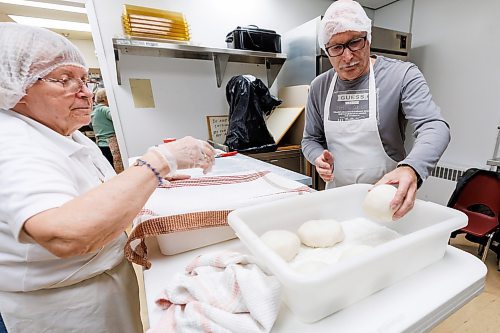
[{"xmin": 152, "ymin": 136, "xmax": 216, "ymax": 174}]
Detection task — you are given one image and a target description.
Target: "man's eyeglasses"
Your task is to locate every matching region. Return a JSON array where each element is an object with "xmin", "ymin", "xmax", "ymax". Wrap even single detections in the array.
[
  {"xmin": 325, "ymin": 35, "xmax": 367, "ymax": 57},
  {"xmin": 38, "ymin": 77, "xmax": 95, "ymax": 94}
]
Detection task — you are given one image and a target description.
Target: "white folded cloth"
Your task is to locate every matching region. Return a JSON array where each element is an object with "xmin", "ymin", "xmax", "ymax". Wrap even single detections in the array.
[
  {"xmin": 148, "ymin": 252, "xmax": 282, "ymax": 333},
  {"xmin": 126, "ymin": 171, "xmax": 311, "ymax": 268}
]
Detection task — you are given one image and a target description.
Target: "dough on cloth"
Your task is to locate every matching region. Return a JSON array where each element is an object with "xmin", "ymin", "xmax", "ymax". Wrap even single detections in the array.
[
  {"xmin": 297, "ymin": 219, "xmax": 344, "ymax": 248},
  {"xmin": 260, "ymin": 230, "xmax": 301, "ymax": 261},
  {"xmin": 362, "ymin": 184, "xmax": 397, "ymax": 222}
]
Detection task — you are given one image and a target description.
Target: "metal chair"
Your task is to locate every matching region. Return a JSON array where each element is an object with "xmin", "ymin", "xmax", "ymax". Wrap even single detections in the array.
[{"xmin": 448, "ymin": 168, "xmax": 500, "ymax": 263}]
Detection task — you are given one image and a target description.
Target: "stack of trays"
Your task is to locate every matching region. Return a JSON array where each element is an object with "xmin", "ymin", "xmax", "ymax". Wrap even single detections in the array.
[{"xmin": 122, "ymin": 4, "xmax": 190, "ymax": 41}]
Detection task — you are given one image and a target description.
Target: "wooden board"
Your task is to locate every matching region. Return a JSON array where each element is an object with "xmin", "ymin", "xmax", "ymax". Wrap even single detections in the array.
[
  {"xmin": 265, "ymin": 107, "xmax": 304, "ymax": 145},
  {"xmin": 278, "ymin": 85, "xmax": 309, "ymax": 108},
  {"xmin": 206, "ymin": 115, "xmax": 229, "ymax": 144},
  {"xmin": 275, "ymin": 85, "xmax": 309, "ymax": 145}
]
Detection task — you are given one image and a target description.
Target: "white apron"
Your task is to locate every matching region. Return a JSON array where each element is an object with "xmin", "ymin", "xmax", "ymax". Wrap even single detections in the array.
[
  {"xmin": 324, "ymin": 61, "xmax": 397, "ymax": 189},
  {"xmin": 0, "ymin": 259, "xmax": 143, "ymax": 333}
]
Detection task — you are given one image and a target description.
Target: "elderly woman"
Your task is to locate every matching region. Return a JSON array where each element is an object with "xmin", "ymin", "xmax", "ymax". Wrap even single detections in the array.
[{"xmin": 0, "ymin": 23, "xmax": 215, "ymax": 332}]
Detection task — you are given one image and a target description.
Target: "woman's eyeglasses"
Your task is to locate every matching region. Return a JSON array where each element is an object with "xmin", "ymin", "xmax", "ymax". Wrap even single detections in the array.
[{"xmin": 37, "ymin": 77, "xmax": 95, "ymax": 94}]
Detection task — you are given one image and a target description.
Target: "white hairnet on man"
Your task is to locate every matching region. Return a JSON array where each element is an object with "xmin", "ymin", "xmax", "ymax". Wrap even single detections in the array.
[
  {"xmin": 0, "ymin": 22, "xmax": 86, "ymax": 110},
  {"xmin": 319, "ymin": 0, "xmax": 372, "ymax": 50}
]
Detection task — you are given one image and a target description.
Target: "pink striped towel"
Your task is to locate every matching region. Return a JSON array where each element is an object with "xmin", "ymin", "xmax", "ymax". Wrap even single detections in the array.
[{"xmin": 148, "ymin": 252, "xmax": 282, "ymax": 333}]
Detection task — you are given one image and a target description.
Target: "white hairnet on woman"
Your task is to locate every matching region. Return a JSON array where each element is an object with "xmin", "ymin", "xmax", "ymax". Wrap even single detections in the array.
[
  {"xmin": 319, "ymin": 0, "xmax": 372, "ymax": 50},
  {"xmin": 0, "ymin": 22, "xmax": 87, "ymax": 110},
  {"xmin": 0, "ymin": 22, "xmax": 215, "ymax": 333}
]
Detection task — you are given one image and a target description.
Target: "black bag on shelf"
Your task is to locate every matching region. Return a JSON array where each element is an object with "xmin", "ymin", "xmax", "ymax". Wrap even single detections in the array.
[
  {"xmin": 225, "ymin": 25, "xmax": 281, "ymax": 53},
  {"xmin": 224, "ymin": 75, "xmax": 281, "ymax": 153}
]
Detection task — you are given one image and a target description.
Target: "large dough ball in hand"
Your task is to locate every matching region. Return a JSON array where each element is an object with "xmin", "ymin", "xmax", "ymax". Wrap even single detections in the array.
[
  {"xmin": 363, "ymin": 184, "xmax": 397, "ymax": 222},
  {"xmin": 297, "ymin": 219, "xmax": 345, "ymax": 248},
  {"xmin": 260, "ymin": 230, "xmax": 301, "ymax": 262}
]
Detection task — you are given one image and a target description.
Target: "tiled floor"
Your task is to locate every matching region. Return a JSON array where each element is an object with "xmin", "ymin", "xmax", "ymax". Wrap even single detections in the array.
[
  {"xmin": 432, "ymin": 235, "xmax": 500, "ymax": 333},
  {"xmin": 135, "ymin": 234, "xmax": 500, "ymax": 332}
]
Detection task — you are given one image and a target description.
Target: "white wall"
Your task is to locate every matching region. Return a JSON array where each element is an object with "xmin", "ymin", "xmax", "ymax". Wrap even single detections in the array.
[
  {"xmin": 70, "ymin": 38, "xmax": 99, "ymax": 68},
  {"xmin": 86, "ymin": 0, "xmax": 336, "ymax": 161},
  {"xmin": 372, "ymin": 0, "xmax": 413, "ymax": 32},
  {"xmin": 410, "ymin": 0, "xmax": 500, "ymax": 170},
  {"xmin": 374, "ymin": 0, "xmax": 500, "ymax": 203},
  {"xmin": 88, "ymin": 0, "xmax": 499, "ymax": 204}
]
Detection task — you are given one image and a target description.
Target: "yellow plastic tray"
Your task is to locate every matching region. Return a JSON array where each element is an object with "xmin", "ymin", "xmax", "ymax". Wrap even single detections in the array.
[
  {"xmin": 122, "ymin": 17, "xmax": 189, "ymax": 33},
  {"xmin": 124, "ymin": 31, "xmax": 190, "ymax": 41},
  {"xmin": 123, "ymin": 4, "xmax": 187, "ymax": 25},
  {"xmin": 123, "ymin": 27, "xmax": 190, "ymax": 39},
  {"xmin": 125, "ymin": 16, "xmax": 189, "ymax": 29}
]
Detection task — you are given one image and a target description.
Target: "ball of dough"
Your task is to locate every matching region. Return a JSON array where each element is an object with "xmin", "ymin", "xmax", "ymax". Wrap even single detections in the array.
[
  {"xmin": 297, "ymin": 219, "xmax": 345, "ymax": 248},
  {"xmin": 293, "ymin": 260, "xmax": 329, "ymax": 274},
  {"xmin": 260, "ymin": 230, "xmax": 300, "ymax": 262},
  {"xmin": 362, "ymin": 184, "xmax": 397, "ymax": 222},
  {"xmin": 339, "ymin": 245, "xmax": 372, "ymax": 261}
]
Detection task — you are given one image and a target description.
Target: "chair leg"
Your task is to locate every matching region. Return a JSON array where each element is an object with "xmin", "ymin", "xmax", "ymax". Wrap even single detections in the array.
[
  {"xmin": 478, "ymin": 244, "xmax": 484, "ymax": 256},
  {"xmin": 481, "ymin": 233, "xmax": 495, "ymax": 262}
]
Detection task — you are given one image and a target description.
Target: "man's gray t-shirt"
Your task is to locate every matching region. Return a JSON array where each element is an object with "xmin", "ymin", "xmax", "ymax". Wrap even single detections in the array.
[{"xmin": 301, "ymin": 55, "xmax": 450, "ymax": 181}]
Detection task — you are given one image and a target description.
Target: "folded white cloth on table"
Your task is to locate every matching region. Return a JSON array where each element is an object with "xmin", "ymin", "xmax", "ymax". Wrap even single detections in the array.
[
  {"xmin": 126, "ymin": 171, "xmax": 311, "ymax": 268},
  {"xmin": 148, "ymin": 252, "xmax": 282, "ymax": 333},
  {"xmin": 141, "ymin": 171, "xmax": 310, "ymax": 219}
]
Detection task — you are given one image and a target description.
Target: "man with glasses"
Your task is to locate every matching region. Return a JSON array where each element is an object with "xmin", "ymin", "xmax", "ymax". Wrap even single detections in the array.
[
  {"xmin": 0, "ymin": 23, "xmax": 215, "ymax": 332},
  {"xmin": 302, "ymin": 0, "xmax": 450, "ymax": 220}
]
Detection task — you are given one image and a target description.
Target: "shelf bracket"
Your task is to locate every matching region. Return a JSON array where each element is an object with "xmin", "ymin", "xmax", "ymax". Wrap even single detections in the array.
[
  {"xmin": 265, "ymin": 58, "xmax": 282, "ymax": 88},
  {"xmin": 114, "ymin": 48, "xmax": 122, "ymax": 85},
  {"xmin": 213, "ymin": 53, "xmax": 229, "ymax": 88}
]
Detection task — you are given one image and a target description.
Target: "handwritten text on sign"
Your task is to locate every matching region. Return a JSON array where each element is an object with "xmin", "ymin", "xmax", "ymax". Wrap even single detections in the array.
[{"xmin": 206, "ymin": 115, "xmax": 229, "ymax": 144}]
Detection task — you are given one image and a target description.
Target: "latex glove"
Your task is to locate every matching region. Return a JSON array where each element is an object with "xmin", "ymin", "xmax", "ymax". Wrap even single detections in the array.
[
  {"xmin": 374, "ymin": 166, "xmax": 418, "ymax": 220},
  {"xmin": 155, "ymin": 136, "xmax": 216, "ymax": 174},
  {"xmin": 314, "ymin": 150, "xmax": 334, "ymax": 182}
]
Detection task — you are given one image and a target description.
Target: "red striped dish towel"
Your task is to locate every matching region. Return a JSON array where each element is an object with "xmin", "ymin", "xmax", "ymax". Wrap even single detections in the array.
[
  {"xmin": 125, "ymin": 171, "xmax": 311, "ymax": 268},
  {"xmin": 148, "ymin": 252, "xmax": 281, "ymax": 333}
]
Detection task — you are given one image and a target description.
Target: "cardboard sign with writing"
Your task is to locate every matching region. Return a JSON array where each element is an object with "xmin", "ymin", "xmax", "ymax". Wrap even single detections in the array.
[{"xmin": 206, "ymin": 115, "xmax": 229, "ymax": 145}]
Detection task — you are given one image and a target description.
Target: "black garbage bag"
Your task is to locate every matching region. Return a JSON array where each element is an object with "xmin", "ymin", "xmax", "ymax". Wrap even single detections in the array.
[{"xmin": 224, "ymin": 75, "xmax": 281, "ymax": 153}]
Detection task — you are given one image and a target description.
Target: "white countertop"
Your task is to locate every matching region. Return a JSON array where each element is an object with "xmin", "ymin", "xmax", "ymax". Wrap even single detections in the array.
[
  {"xmin": 129, "ymin": 153, "xmax": 312, "ymax": 186},
  {"xmin": 136, "ymin": 153, "xmax": 486, "ymax": 332},
  {"xmin": 143, "ymin": 238, "xmax": 486, "ymax": 333},
  {"xmin": 223, "ymin": 153, "xmax": 312, "ymax": 186}
]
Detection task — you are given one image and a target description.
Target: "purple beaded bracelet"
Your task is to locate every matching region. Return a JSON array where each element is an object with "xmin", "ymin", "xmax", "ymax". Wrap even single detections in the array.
[{"xmin": 133, "ymin": 158, "xmax": 164, "ymax": 186}]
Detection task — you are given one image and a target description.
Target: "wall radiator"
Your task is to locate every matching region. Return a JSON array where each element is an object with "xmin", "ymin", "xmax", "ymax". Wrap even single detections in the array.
[
  {"xmin": 429, "ymin": 165, "xmax": 465, "ymax": 182},
  {"xmin": 418, "ymin": 164, "xmax": 468, "ymax": 205}
]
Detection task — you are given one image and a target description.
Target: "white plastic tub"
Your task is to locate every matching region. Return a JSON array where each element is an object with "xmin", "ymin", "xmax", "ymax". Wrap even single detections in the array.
[
  {"xmin": 227, "ymin": 184, "xmax": 467, "ymax": 323},
  {"xmin": 157, "ymin": 226, "xmax": 235, "ymax": 255}
]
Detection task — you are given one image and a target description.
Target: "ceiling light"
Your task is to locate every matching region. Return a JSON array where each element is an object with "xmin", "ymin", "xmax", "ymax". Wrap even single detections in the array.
[
  {"xmin": 0, "ymin": 0, "xmax": 86, "ymax": 13},
  {"xmin": 8, "ymin": 15, "xmax": 91, "ymax": 32}
]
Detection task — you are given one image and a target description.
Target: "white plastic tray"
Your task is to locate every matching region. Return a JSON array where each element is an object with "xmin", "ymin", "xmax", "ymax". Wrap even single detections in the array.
[
  {"xmin": 157, "ymin": 226, "xmax": 235, "ymax": 255},
  {"xmin": 149, "ymin": 167, "xmax": 311, "ymax": 255},
  {"xmin": 228, "ymin": 184, "xmax": 467, "ymax": 323}
]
